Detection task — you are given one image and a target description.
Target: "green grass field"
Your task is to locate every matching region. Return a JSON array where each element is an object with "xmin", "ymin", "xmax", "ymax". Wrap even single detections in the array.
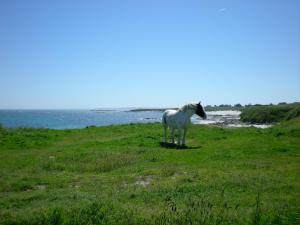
[{"xmin": 0, "ymin": 118, "xmax": 299, "ymax": 224}]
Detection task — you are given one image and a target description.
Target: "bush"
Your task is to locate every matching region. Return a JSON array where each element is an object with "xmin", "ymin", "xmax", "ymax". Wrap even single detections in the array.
[
  {"xmin": 240, "ymin": 103, "xmax": 300, "ymax": 123},
  {"xmin": 285, "ymin": 107, "xmax": 300, "ymax": 121}
]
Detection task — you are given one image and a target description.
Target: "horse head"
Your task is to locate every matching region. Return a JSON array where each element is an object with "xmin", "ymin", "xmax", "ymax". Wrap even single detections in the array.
[{"xmin": 196, "ymin": 102, "xmax": 207, "ymax": 119}]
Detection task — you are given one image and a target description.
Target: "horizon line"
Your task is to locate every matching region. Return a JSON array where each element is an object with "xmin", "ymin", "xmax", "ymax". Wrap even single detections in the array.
[{"xmin": 0, "ymin": 101, "xmax": 299, "ymax": 111}]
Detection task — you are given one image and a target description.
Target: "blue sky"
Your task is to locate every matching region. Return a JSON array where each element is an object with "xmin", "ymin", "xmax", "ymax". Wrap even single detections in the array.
[{"xmin": 1, "ymin": 0, "xmax": 300, "ymax": 109}]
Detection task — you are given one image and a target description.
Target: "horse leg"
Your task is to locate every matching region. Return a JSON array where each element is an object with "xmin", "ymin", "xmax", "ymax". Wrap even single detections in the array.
[
  {"xmin": 164, "ymin": 126, "xmax": 167, "ymax": 144},
  {"xmin": 177, "ymin": 128, "xmax": 181, "ymax": 147},
  {"xmin": 171, "ymin": 128, "xmax": 175, "ymax": 144},
  {"xmin": 182, "ymin": 128, "xmax": 187, "ymax": 146}
]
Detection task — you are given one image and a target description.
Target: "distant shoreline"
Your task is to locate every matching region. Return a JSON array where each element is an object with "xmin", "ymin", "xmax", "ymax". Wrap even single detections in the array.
[
  {"xmin": 90, "ymin": 109, "xmax": 117, "ymax": 112},
  {"xmin": 128, "ymin": 106, "xmax": 243, "ymax": 112},
  {"xmin": 128, "ymin": 108, "xmax": 178, "ymax": 112}
]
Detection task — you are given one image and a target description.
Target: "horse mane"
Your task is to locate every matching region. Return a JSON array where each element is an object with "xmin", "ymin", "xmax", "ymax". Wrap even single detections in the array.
[{"xmin": 179, "ymin": 103, "xmax": 197, "ymax": 112}]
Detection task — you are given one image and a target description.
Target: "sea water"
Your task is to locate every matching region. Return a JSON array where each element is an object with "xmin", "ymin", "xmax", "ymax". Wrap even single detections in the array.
[
  {"xmin": 0, "ymin": 109, "xmax": 269, "ymax": 129},
  {"xmin": 0, "ymin": 110, "xmax": 163, "ymax": 129}
]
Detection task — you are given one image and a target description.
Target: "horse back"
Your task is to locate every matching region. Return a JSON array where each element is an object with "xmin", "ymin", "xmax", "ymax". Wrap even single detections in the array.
[{"xmin": 163, "ymin": 109, "xmax": 190, "ymax": 129}]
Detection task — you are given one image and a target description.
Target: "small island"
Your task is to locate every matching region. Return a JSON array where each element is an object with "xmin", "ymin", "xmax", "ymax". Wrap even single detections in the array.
[{"xmin": 128, "ymin": 108, "xmax": 178, "ymax": 112}]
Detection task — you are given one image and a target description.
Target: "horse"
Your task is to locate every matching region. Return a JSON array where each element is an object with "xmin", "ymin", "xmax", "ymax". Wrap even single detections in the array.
[{"xmin": 162, "ymin": 102, "xmax": 206, "ymax": 148}]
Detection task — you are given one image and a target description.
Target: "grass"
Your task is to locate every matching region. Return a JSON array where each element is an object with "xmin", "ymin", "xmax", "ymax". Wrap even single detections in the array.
[
  {"xmin": 240, "ymin": 103, "xmax": 300, "ymax": 123},
  {"xmin": 0, "ymin": 118, "xmax": 299, "ymax": 224}
]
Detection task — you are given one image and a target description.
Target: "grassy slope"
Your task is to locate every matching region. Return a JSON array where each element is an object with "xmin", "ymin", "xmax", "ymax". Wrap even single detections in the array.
[
  {"xmin": 240, "ymin": 103, "xmax": 300, "ymax": 123},
  {"xmin": 0, "ymin": 119, "xmax": 299, "ymax": 224}
]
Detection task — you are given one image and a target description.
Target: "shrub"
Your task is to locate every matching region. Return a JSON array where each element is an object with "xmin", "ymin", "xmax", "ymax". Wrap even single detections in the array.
[
  {"xmin": 285, "ymin": 106, "xmax": 300, "ymax": 121},
  {"xmin": 240, "ymin": 103, "xmax": 300, "ymax": 123}
]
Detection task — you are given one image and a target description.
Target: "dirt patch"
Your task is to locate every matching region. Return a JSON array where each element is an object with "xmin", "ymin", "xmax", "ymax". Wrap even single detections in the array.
[
  {"xmin": 35, "ymin": 184, "xmax": 47, "ymax": 190},
  {"xmin": 135, "ymin": 175, "xmax": 153, "ymax": 187},
  {"xmin": 69, "ymin": 183, "xmax": 81, "ymax": 189}
]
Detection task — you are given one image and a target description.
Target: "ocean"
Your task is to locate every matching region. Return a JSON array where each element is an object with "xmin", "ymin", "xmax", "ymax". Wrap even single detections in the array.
[
  {"xmin": 0, "ymin": 109, "xmax": 264, "ymax": 130},
  {"xmin": 0, "ymin": 109, "xmax": 165, "ymax": 129}
]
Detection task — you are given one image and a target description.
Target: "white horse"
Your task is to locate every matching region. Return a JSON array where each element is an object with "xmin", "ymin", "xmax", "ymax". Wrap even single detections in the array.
[{"xmin": 162, "ymin": 102, "xmax": 206, "ymax": 148}]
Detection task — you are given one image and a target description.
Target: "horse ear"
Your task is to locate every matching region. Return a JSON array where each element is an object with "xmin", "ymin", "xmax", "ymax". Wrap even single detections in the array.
[{"xmin": 198, "ymin": 101, "xmax": 201, "ymax": 105}]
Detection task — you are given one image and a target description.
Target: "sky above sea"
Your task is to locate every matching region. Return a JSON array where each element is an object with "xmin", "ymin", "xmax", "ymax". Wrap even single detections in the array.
[{"xmin": 1, "ymin": 0, "xmax": 299, "ymax": 109}]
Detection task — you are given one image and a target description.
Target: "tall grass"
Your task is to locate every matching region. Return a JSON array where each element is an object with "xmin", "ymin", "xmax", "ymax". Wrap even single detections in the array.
[{"xmin": 2, "ymin": 193, "xmax": 293, "ymax": 225}]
